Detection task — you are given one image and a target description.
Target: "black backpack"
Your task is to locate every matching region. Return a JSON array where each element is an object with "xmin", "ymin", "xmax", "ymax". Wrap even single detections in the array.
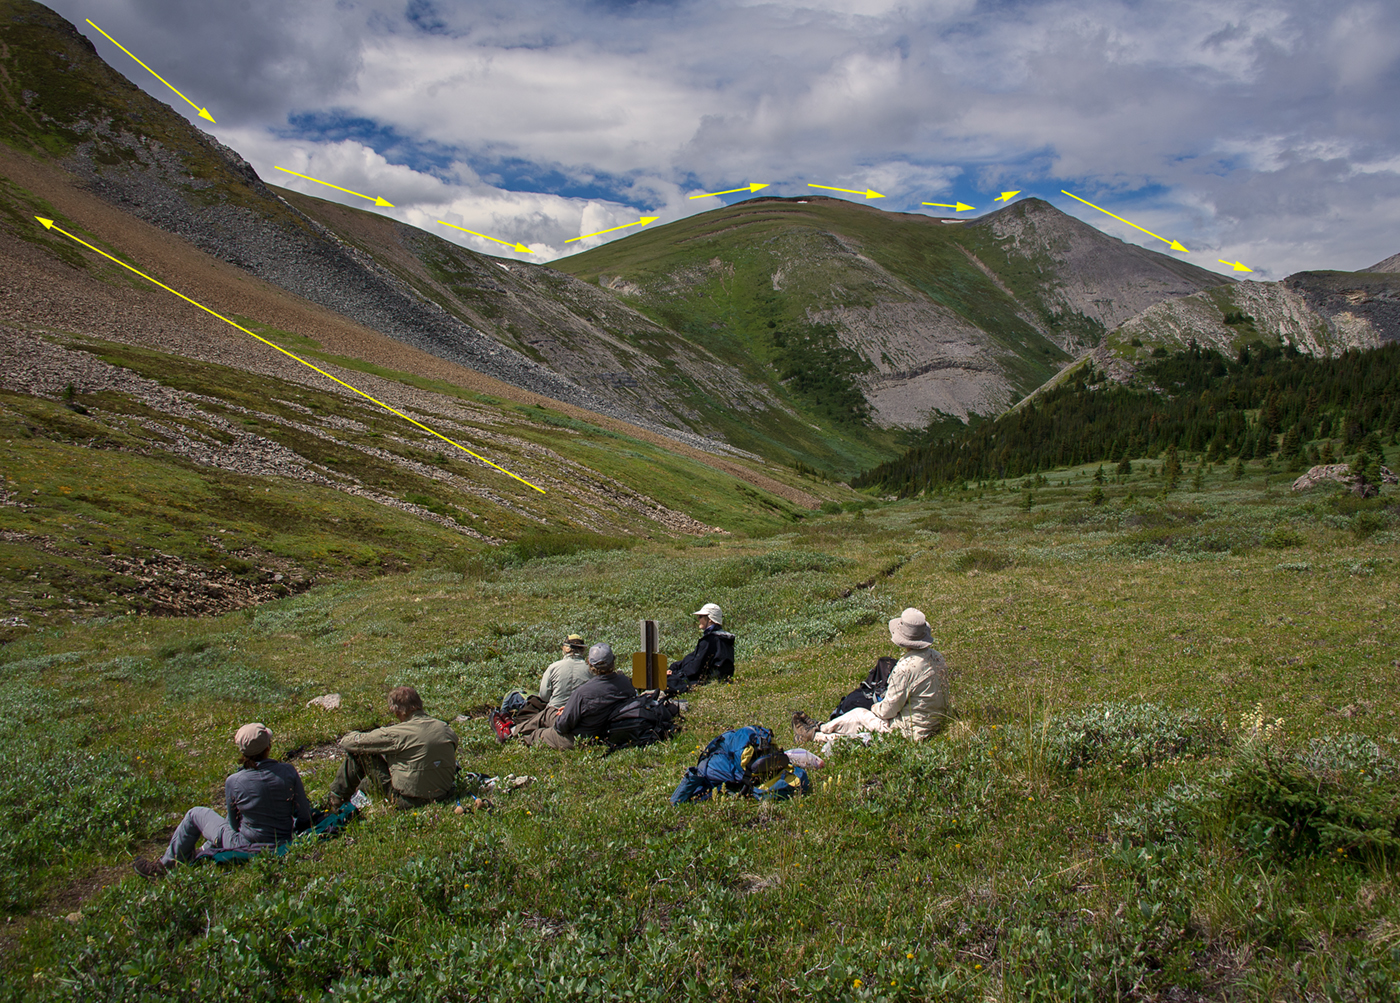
[
  {"xmin": 604, "ymin": 692, "xmax": 683, "ymax": 751},
  {"xmin": 830, "ymin": 656, "xmax": 897, "ymax": 719}
]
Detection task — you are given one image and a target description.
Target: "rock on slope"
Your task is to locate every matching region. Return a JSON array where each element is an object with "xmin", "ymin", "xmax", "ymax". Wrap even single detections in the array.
[
  {"xmin": 961, "ymin": 198, "xmax": 1232, "ymax": 345},
  {"xmin": 1103, "ymin": 264, "xmax": 1400, "ymax": 363}
]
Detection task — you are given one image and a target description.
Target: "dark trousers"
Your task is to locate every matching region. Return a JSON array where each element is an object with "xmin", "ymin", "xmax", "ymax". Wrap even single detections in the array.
[{"xmin": 330, "ymin": 753, "xmax": 440, "ymax": 809}]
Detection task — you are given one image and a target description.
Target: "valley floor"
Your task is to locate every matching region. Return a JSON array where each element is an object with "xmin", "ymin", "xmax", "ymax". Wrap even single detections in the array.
[{"xmin": 2, "ymin": 460, "xmax": 1399, "ymax": 1001}]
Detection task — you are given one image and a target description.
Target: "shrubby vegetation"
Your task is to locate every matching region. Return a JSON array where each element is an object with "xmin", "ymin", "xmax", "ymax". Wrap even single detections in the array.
[{"xmin": 3, "ymin": 456, "xmax": 1398, "ymax": 1001}]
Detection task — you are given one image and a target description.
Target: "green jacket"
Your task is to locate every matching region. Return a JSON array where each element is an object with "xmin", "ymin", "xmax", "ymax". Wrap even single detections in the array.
[{"xmin": 341, "ymin": 712, "xmax": 458, "ymax": 800}]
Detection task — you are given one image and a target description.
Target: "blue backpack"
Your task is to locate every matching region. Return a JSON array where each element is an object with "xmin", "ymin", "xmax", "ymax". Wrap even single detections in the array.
[{"xmin": 670, "ymin": 726, "xmax": 809, "ymax": 804}]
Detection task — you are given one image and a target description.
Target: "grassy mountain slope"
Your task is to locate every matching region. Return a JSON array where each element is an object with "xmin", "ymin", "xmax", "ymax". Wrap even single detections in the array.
[
  {"xmin": 274, "ymin": 188, "xmax": 795, "ymax": 460},
  {"xmin": 553, "ymin": 196, "xmax": 1227, "ymax": 444},
  {"xmin": 0, "ymin": 317, "xmax": 857, "ymax": 643}
]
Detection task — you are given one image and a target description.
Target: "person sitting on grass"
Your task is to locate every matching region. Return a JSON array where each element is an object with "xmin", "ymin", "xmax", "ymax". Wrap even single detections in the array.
[
  {"xmin": 792, "ymin": 608, "xmax": 949, "ymax": 746},
  {"xmin": 504, "ymin": 633, "xmax": 594, "ymax": 746},
  {"xmin": 132, "ymin": 723, "xmax": 311, "ymax": 878},
  {"xmin": 667, "ymin": 603, "xmax": 735, "ymax": 693},
  {"xmin": 535, "ymin": 643, "xmax": 636, "ymax": 750},
  {"xmin": 327, "ymin": 686, "xmax": 458, "ymax": 809}
]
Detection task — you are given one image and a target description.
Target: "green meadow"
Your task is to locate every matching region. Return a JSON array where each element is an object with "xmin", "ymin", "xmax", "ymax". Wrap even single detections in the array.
[{"xmin": 2, "ymin": 457, "xmax": 1398, "ymax": 1001}]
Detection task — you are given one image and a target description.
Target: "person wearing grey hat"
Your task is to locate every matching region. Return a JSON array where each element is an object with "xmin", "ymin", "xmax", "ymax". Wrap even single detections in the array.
[
  {"xmin": 132, "ymin": 723, "xmax": 312, "ymax": 878},
  {"xmin": 536, "ymin": 642, "xmax": 638, "ymax": 750},
  {"xmin": 792, "ymin": 607, "xmax": 950, "ymax": 747},
  {"xmin": 666, "ymin": 602, "xmax": 736, "ymax": 694}
]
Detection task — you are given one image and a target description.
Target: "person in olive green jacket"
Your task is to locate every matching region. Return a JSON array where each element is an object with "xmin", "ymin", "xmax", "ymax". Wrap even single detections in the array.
[{"xmin": 327, "ymin": 686, "xmax": 458, "ymax": 809}]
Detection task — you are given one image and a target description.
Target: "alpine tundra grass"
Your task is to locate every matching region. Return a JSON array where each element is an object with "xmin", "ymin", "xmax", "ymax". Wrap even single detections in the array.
[{"xmin": 2, "ymin": 456, "xmax": 1398, "ymax": 1001}]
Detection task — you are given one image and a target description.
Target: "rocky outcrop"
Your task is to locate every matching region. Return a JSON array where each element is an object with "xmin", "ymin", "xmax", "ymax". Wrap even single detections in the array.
[
  {"xmin": 966, "ymin": 198, "xmax": 1231, "ymax": 350},
  {"xmin": 1105, "ymin": 269, "xmax": 1400, "ymax": 364},
  {"xmin": 1291, "ymin": 463, "xmax": 1398, "ymax": 494}
]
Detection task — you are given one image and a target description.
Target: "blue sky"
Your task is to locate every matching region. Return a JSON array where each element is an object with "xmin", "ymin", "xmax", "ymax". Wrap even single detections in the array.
[{"xmin": 60, "ymin": 0, "xmax": 1400, "ymax": 276}]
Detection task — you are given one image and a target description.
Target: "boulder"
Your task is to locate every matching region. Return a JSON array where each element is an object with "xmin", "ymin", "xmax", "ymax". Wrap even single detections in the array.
[
  {"xmin": 1291, "ymin": 463, "xmax": 1397, "ymax": 493},
  {"xmin": 306, "ymin": 693, "xmax": 342, "ymax": 711}
]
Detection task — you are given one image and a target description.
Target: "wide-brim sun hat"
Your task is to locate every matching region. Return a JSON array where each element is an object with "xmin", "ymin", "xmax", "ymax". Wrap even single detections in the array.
[
  {"xmin": 692, "ymin": 602, "xmax": 723, "ymax": 625},
  {"xmin": 563, "ymin": 633, "xmax": 587, "ymax": 651},
  {"xmin": 889, "ymin": 608, "xmax": 933, "ymax": 649}
]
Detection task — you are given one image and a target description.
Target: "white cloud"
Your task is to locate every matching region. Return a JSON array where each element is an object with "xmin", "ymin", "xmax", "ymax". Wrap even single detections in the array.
[{"xmin": 50, "ymin": 0, "xmax": 1400, "ymax": 272}]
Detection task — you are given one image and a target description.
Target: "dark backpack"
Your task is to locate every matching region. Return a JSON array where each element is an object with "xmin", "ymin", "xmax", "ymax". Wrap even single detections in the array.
[
  {"xmin": 830, "ymin": 656, "xmax": 897, "ymax": 718},
  {"xmin": 603, "ymin": 692, "xmax": 683, "ymax": 751}
]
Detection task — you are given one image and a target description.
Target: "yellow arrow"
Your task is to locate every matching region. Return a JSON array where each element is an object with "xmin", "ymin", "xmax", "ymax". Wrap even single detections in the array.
[
  {"xmin": 993, "ymin": 191, "xmax": 1021, "ymax": 202},
  {"xmin": 808, "ymin": 184, "xmax": 885, "ymax": 199},
  {"xmin": 85, "ymin": 20, "xmax": 214, "ymax": 123},
  {"xmin": 438, "ymin": 221, "xmax": 532, "ymax": 254},
  {"xmin": 1218, "ymin": 259, "xmax": 1253, "ymax": 273},
  {"xmin": 1061, "ymin": 190, "xmax": 1189, "ymax": 253},
  {"xmin": 922, "ymin": 202, "xmax": 976, "ymax": 211},
  {"xmin": 33, "ymin": 217, "xmax": 545, "ymax": 494},
  {"xmin": 565, "ymin": 216, "xmax": 659, "ymax": 243},
  {"xmin": 688, "ymin": 183, "xmax": 769, "ymax": 200},
  {"xmin": 273, "ymin": 167, "xmax": 393, "ymax": 207}
]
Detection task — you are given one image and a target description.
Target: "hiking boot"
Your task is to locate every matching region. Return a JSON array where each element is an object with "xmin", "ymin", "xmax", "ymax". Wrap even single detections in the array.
[
  {"xmin": 132, "ymin": 858, "xmax": 169, "ymax": 879},
  {"xmin": 488, "ymin": 710, "xmax": 514, "ymax": 743},
  {"xmin": 324, "ymin": 794, "xmax": 346, "ymax": 812},
  {"xmin": 792, "ymin": 711, "xmax": 820, "ymax": 746}
]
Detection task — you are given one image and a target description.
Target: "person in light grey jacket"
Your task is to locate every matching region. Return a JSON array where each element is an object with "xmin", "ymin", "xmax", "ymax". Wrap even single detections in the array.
[{"xmin": 793, "ymin": 608, "xmax": 950, "ymax": 744}]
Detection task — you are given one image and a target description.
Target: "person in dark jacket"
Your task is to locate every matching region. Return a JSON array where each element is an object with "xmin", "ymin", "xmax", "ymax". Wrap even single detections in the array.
[
  {"xmin": 133, "ymin": 723, "xmax": 311, "ymax": 877},
  {"xmin": 536, "ymin": 643, "xmax": 636, "ymax": 750},
  {"xmin": 667, "ymin": 602, "xmax": 735, "ymax": 693}
]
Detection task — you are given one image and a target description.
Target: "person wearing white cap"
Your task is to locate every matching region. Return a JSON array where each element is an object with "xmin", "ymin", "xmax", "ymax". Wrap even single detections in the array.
[
  {"xmin": 792, "ymin": 608, "xmax": 950, "ymax": 746},
  {"xmin": 666, "ymin": 602, "xmax": 736, "ymax": 693},
  {"xmin": 132, "ymin": 723, "xmax": 312, "ymax": 877}
]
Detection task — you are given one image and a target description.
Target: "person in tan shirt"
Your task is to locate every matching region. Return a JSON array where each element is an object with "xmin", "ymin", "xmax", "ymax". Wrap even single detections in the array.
[
  {"xmin": 793, "ymin": 608, "xmax": 950, "ymax": 745},
  {"xmin": 328, "ymin": 686, "xmax": 458, "ymax": 809}
]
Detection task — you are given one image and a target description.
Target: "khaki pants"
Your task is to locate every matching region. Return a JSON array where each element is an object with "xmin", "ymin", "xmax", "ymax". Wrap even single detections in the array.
[
  {"xmin": 533, "ymin": 725, "xmax": 575, "ymax": 750},
  {"xmin": 329, "ymin": 752, "xmax": 442, "ymax": 809},
  {"xmin": 514, "ymin": 699, "xmax": 560, "ymax": 747}
]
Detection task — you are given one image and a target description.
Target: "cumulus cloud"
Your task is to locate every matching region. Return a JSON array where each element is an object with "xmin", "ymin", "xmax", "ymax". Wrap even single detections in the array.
[{"xmin": 53, "ymin": 0, "xmax": 1400, "ymax": 274}]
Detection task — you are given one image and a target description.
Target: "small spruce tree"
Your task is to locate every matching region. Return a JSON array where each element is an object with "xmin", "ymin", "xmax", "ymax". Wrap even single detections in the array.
[{"xmin": 1164, "ymin": 444, "xmax": 1182, "ymax": 489}]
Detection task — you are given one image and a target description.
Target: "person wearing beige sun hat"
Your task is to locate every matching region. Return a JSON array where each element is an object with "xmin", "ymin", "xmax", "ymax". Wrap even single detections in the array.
[
  {"xmin": 792, "ymin": 607, "xmax": 950, "ymax": 746},
  {"xmin": 132, "ymin": 722, "xmax": 312, "ymax": 878}
]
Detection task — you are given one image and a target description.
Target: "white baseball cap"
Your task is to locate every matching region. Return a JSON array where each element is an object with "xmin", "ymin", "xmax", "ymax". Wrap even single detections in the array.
[{"xmin": 692, "ymin": 603, "xmax": 723, "ymax": 624}]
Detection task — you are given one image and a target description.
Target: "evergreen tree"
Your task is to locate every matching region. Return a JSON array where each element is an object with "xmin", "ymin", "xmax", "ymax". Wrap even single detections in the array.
[
  {"xmin": 1164, "ymin": 444, "xmax": 1182, "ymax": 489},
  {"xmin": 1231, "ymin": 457, "xmax": 1244, "ymax": 480},
  {"xmin": 1282, "ymin": 424, "xmax": 1301, "ymax": 458}
]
